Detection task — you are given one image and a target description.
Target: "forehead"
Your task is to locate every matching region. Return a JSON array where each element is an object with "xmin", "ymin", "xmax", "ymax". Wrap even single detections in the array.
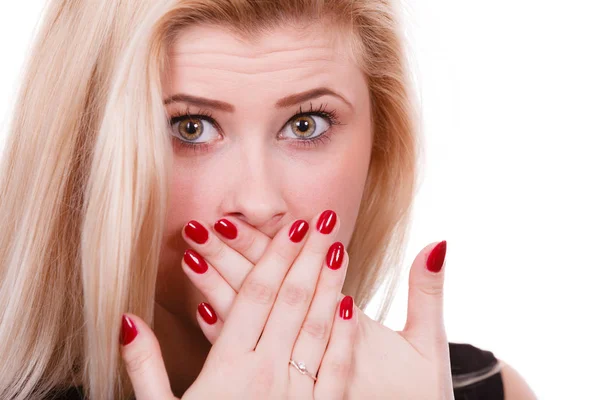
[
  {"xmin": 166, "ymin": 21, "xmax": 354, "ymax": 71},
  {"xmin": 162, "ymin": 23, "xmax": 365, "ymax": 105}
]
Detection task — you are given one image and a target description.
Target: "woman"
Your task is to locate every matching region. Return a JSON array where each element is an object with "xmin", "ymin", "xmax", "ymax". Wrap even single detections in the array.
[{"xmin": 0, "ymin": 0, "xmax": 536, "ymax": 399}]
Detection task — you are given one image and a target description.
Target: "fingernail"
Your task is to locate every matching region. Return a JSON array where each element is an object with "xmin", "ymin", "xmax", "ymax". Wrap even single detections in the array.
[
  {"xmin": 317, "ymin": 210, "xmax": 337, "ymax": 234},
  {"xmin": 185, "ymin": 220, "xmax": 209, "ymax": 244},
  {"xmin": 120, "ymin": 315, "xmax": 138, "ymax": 346},
  {"xmin": 326, "ymin": 242, "xmax": 344, "ymax": 270},
  {"xmin": 184, "ymin": 249, "xmax": 208, "ymax": 274},
  {"xmin": 198, "ymin": 302, "xmax": 218, "ymax": 325},
  {"xmin": 426, "ymin": 240, "xmax": 447, "ymax": 273},
  {"xmin": 214, "ymin": 218, "xmax": 237, "ymax": 240},
  {"xmin": 289, "ymin": 219, "xmax": 309, "ymax": 242},
  {"xmin": 340, "ymin": 296, "xmax": 353, "ymax": 320}
]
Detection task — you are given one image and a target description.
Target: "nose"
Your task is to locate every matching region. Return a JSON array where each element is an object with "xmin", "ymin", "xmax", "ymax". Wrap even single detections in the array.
[{"xmin": 219, "ymin": 143, "xmax": 287, "ymax": 236}]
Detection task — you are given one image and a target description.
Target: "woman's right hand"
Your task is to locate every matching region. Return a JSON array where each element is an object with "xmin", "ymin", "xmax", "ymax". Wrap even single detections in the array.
[{"xmin": 119, "ymin": 211, "xmax": 358, "ymax": 400}]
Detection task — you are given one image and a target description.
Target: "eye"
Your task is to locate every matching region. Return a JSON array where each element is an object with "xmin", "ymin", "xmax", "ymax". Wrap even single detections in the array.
[
  {"xmin": 170, "ymin": 114, "xmax": 220, "ymax": 145},
  {"xmin": 168, "ymin": 102, "xmax": 342, "ymax": 153},
  {"xmin": 280, "ymin": 114, "xmax": 331, "ymax": 141}
]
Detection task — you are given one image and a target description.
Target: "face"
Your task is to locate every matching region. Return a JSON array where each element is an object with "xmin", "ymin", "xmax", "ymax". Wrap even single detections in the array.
[{"xmin": 157, "ymin": 22, "xmax": 373, "ymax": 325}]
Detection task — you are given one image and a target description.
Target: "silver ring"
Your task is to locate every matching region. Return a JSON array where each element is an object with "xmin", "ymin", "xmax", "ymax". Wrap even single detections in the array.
[{"xmin": 289, "ymin": 359, "xmax": 318, "ymax": 382}]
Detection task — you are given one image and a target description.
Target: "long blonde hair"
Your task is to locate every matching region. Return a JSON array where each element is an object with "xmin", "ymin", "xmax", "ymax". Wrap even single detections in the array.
[{"xmin": 0, "ymin": 0, "xmax": 420, "ymax": 398}]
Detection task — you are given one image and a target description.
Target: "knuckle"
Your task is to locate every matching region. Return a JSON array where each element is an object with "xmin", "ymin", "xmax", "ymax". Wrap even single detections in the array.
[
  {"xmin": 240, "ymin": 278, "xmax": 276, "ymax": 305},
  {"xmin": 302, "ymin": 241, "xmax": 325, "ymax": 258},
  {"xmin": 279, "ymin": 283, "xmax": 311, "ymax": 307},
  {"xmin": 209, "ymin": 241, "xmax": 227, "ymax": 262},
  {"xmin": 325, "ymin": 358, "xmax": 352, "ymax": 379},
  {"xmin": 198, "ymin": 272, "xmax": 219, "ymax": 294},
  {"xmin": 240, "ymin": 233, "xmax": 257, "ymax": 255},
  {"xmin": 321, "ymin": 270, "xmax": 345, "ymax": 290},
  {"xmin": 301, "ymin": 318, "xmax": 330, "ymax": 341},
  {"xmin": 124, "ymin": 348, "xmax": 153, "ymax": 375},
  {"xmin": 416, "ymin": 282, "xmax": 444, "ymax": 297},
  {"xmin": 270, "ymin": 242, "xmax": 294, "ymax": 265}
]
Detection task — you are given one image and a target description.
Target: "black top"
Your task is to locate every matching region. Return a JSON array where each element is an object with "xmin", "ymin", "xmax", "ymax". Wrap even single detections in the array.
[{"xmin": 46, "ymin": 342, "xmax": 504, "ymax": 399}]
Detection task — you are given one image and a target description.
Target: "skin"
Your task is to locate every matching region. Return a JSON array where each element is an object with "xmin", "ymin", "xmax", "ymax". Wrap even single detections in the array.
[
  {"xmin": 123, "ymin": 20, "xmax": 536, "ymax": 400},
  {"xmin": 155, "ymin": 21, "xmax": 372, "ymax": 395}
]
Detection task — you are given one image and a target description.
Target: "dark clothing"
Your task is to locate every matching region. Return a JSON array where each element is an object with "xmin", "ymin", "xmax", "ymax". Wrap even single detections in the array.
[
  {"xmin": 46, "ymin": 342, "xmax": 504, "ymax": 399},
  {"xmin": 450, "ymin": 342, "xmax": 504, "ymax": 400}
]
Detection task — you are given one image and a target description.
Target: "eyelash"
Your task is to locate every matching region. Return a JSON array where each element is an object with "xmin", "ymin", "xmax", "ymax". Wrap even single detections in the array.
[{"xmin": 168, "ymin": 102, "xmax": 343, "ymax": 154}]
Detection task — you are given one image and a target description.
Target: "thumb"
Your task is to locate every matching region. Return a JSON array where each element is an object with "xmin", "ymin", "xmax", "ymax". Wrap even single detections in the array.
[
  {"xmin": 119, "ymin": 313, "xmax": 176, "ymax": 400},
  {"xmin": 402, "ymin": 241, "xmax": 448, "ymax": 352}
]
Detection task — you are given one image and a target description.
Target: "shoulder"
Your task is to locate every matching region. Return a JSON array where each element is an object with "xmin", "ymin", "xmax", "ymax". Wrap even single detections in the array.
[
  {"xmin": 497, "ymin": 358, "xmax": 537, "ymax": 399},
  {"xmin": 449, "ymin": 342, "xmax": 536, "ymax": 400}
]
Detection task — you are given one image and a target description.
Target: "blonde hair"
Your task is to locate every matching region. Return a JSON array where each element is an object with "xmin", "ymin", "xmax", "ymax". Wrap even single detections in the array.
[{"xmin": 0, "ymin": 0, "xmax": 420, "ymax": 398}]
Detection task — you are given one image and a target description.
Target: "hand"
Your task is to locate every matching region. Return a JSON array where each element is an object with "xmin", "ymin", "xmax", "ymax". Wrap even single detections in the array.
[
  {"xmin": 346, "ymin": 241, "xmax": 454, "ymax": 400},
  {"xmin": 119, "ymin": 212, "xmax": 359, "ymax": 399},
  {"xmin": 181, "ymin": 213, "xmax": 454, "ymax": 399}
]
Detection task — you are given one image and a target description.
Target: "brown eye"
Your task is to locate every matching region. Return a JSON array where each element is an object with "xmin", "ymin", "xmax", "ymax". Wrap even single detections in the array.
[
  {"xmin": 281, "ymin": 114, "xmax": 331, "ymax": 141},
  {"xmin": 291, "ymin": 115, "xmax": 316, "ymax": 138},
  {"xmin": 178, "ymin": 117, "xmax": 204, "ymax": 140}
]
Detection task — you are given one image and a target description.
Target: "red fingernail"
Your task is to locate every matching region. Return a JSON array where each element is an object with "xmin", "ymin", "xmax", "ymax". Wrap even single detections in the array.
[
  {"xmin": 317, "ymin": 210, "xmax": 337, "ymax": 234},
  {"xmin": 185, "ymin": 220, "xmax": 209, "ymax": 244},
  {"xmin": 340, "ymin": 296, "xmax": 353, "ymax": 320},
  {"xmin": 214, "ymin": 218, "xmax": 237, "ymax": 240},
  {"xmin": 198, "ymin": 303, "xmax": 218, "ymax": 325},
  {"xmin": 120, "ymin": 315, "xmax": 138, "ymax": 346},
  {"xmin": 326, "ymin": 242, "xmax": 344, "ymax": 270},
  {"xmin": 184, "ymin": 249, "xmax": 208, "ymax": 274},
  {"xmin": 289, "ymin": 219, "xmax": 309, "ymax": 242},
  {"xmin": 426, "ymin": 240, "xmax": 447, "ymax": 273}
]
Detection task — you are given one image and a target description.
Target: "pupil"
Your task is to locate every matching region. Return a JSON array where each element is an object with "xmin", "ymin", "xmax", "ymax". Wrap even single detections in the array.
[
  {"xmin": 185, "ymin": 121, "xmax": 199, "ymax": 134},
  {"xmin": 296, "ymin": 120, "xmax": 309, "ymax": 132}
]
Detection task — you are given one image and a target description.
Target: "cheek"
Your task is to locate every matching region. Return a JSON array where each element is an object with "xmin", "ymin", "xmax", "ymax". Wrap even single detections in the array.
[
  {"xmin": 161, "ymin": 163, "xmax": 220, "ymax": 253},
  {"xmin": 156, "ymin": 164, "xmax": 219, "ymax": 307},
  {"xmin": 283, "ymin": 145, "xmax": 370, "ymax": 245},
  {"xmin": 164, "ymin": 152, "xmax": 235, "ymax": 227}
]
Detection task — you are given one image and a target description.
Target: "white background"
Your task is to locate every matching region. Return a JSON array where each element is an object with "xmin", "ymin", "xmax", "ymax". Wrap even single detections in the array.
[{"xmin": 1, "ymin": 1, "xmax": 598, "ymax": 398}]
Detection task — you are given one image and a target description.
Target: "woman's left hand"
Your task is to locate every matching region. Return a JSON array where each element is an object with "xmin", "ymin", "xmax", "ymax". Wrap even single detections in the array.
[
  {"xmin": 181, "ymin": 216, "xmax": 454, "ymax": 399},
  {"xmin": 344, "ymin": 241, "xmax": 454, "ymax": 400}
]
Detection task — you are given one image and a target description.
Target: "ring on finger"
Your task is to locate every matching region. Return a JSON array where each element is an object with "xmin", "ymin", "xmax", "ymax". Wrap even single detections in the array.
[{"xmin": 289, "ymin": 359, "xmax": 318, "ymax": 382}]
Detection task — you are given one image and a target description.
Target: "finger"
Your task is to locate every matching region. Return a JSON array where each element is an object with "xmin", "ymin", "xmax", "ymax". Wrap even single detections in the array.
[
  {"xmin": 182, "ymin": 249, "xmax": 236, "ymax": 320},
  {"xmin": 256, "ymin": 210, "xmax": 340, "ymax": 357},
  {"xmin": 211, "ymin": 217, "xmax": 311, "ymax": 357},
  {"xmin": 196, "ymin": 302, "xmax": 224, "ymax": 344},
  {"xmin": 119, "ymin": 314, "xmax": 175, "ymax": 400},
  {"xmin": 287, "ymin": 245, "xmax": 349, "ymax": 390},
  {"xmin": 402, "ymin": 240, "xmax": 448, "ymax": 352},
  {"xmin": 182, "ymin": 219, "xmax": 253, "ymax": 290},
  {"xmin": 212, "ymin": 216, "xmax": 272, "ymax": 264},
  {"xmin": 313, "ymin": 295, "xmax": 358, "ymax": 400}
]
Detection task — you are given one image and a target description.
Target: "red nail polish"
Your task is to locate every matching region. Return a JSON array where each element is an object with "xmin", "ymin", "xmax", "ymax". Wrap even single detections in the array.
[
  {"xmin": 426, "ymin": 241, "xmax": 447, "ymax": 273},
  {"xmin": 317, "ymin": 210, "xmax": 337, "ymax": 234},
  {"xmin": 326, "ymin": 242, "xmax": 344, "ymax": 270},
  {"xmin": 185, "ymin": 220, "xmax": 209, "ymax": 244},
  {"xmin": 120, "ymin": 315, "xmax": 138, "ymax": 346},
  {"xmin": 340, "ymin": 296, "xmax": 353, "ymax": 320},
  {"xmin": 198, "ymin": 303, "xmax": 218, "ymax": 325},
  {"xmin": 214, "ymin": 219, "xmax": 237, "ymax": 240},
  {"xmin": 289, "ymin": 219, "xmax": 309, "ymax": 242},
  {"xmin": 184, "ymin": 249, "xmax": 208, "ymax": 274}
]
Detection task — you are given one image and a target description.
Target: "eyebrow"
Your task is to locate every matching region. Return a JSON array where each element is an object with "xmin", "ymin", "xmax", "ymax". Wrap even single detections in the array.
[{"xmin": 163, "ymin": 87, "xmax": 353, "ymax": 112}]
